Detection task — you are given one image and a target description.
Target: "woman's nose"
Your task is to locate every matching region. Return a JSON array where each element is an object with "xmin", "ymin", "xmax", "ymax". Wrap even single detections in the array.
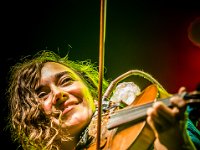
[{"xmin": 52, "ymin": 85, "xmax": 68, "ymax": 105}]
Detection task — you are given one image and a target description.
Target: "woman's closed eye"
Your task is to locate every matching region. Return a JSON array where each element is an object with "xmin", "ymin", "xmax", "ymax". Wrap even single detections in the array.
[
  {"xmin": 36, "ymin": 87, "xmax": 50, "ymax": 99},
  {"xmin": 58, "ymin": 76, "xmax": 74, "ymax": 87},
  {"xmin": 38, "ymin": 91, "xmax": 48, "ymax": 98}
]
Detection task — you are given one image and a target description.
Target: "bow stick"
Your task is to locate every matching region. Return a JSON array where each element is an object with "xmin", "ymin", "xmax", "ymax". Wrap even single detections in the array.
[{"xmin": 97, "ymin": 0, "xmax": 107, "ymax": 149}]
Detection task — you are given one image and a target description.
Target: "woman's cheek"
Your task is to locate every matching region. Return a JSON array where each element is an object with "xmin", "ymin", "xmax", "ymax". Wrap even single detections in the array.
[
  {"xmin": 64, "ymin": 83, "xmax": 85, "ymax": 100},
  {"xmin": 42, "ymin": 99, "xmax": 53, "ymax": 115}
]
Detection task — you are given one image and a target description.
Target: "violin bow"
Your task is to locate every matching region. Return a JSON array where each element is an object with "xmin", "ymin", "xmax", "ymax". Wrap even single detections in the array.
[{"xmin": 97, "ymin": 0, "xmax": 107, "ymax": 149}]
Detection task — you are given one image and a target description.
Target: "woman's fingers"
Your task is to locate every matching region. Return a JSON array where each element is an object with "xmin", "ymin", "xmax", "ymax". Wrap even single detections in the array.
[{"xmin": 147, "ymin": 102, "xmax": 180, "ymax": 134}]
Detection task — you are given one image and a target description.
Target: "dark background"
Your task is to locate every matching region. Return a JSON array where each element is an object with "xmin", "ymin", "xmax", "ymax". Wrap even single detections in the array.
[{"xmin": 1, "ymin": 0, "xmax": 200, "ymax": 149}]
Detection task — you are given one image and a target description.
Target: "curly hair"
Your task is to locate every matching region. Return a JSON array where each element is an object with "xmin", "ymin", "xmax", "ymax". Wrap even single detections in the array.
[{"xmin": 6, "ymin": 50, "xmax": 109, "ymax": 150}]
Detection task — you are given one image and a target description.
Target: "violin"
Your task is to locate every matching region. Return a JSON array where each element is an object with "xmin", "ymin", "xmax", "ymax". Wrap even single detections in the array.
[
  {"xmin": 94, "ymin": 0, "xmax": 200, "ymax": 149},
  {"xmin": 86, "ymin": 83, "xmax": 200, "ymax": 150}
]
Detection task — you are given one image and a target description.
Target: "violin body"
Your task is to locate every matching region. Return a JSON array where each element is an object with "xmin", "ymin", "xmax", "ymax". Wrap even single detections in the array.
[
  {"xmin": 87, "ymin": 84, "xmax": 161, "ymax": 150},
  {"xmin": 107, "ymin": 84, "xmax": 158, "ymax": 150}
]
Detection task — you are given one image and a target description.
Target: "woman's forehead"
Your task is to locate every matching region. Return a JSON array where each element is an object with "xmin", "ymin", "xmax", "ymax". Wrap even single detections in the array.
[{"xmin": 41, "ymin": 62, "xmax": 78, "ymax": 79}]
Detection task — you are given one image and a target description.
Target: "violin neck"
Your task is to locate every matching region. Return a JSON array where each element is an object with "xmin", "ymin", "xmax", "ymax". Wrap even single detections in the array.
[
  {"xmin": 107, "ymin": 97, "xmax": 171, "ymax": 130},
  {"xmin": 107, "ymin": 91, "xmax": 200, "ymax": 130}
]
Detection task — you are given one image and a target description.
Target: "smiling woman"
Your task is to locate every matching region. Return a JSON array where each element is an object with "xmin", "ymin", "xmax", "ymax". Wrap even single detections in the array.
[{"xmin": 6, "ymin": 50, "xmax": 109, "ymax": 150}]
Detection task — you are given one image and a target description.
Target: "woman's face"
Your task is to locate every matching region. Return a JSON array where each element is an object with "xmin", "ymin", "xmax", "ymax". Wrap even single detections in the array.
[{"xmin": 36, "ymin": 62, "xmax": 94, "ymax": 136}]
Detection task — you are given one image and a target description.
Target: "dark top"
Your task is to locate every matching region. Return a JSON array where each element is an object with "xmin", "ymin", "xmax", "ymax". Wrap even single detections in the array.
[{"xmin": 186, "ymin": 105, "xmax": 200, "ymax": 149}]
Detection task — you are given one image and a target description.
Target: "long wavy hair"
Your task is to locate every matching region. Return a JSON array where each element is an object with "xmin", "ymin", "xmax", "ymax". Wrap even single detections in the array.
[{"xmin": 6, "ymin": 50, "xmax": 109, "ymax": 150}]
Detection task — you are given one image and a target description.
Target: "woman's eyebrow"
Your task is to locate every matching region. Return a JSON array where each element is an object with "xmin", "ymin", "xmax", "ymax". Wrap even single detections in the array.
[{"xmin": 55, "ymin": 71, "xmax": 71, "ymax": 79}]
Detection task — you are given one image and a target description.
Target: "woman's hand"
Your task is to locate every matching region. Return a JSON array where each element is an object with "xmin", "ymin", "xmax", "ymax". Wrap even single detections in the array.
[{"xmin": 146, "ymin": 87, "xmax": 196, "ymax": 150}]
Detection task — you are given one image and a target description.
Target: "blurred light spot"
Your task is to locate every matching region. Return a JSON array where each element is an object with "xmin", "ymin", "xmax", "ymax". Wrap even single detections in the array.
[{"xmin": 188, "ymin": 17, "xmax": 200, "ymax": 48}]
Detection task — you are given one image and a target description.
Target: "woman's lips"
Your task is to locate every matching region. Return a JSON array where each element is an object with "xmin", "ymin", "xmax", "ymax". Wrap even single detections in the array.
[
  {"xmin": 62, "ymin": 105, "xmax": 75, "ymax": 115},
  {"xmin": 61, "ymin": 97, "xmax": 81, "ymax": 116}
]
